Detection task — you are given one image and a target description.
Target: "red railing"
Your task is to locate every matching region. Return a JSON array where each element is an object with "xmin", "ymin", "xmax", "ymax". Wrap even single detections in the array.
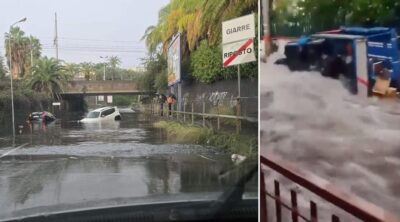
[{"xmin": 260, "ymin": 150, "xmax": 399, "ymax": 222}]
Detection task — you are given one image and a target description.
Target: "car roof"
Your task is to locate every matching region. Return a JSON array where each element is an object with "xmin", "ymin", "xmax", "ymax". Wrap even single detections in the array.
[{"xmin": 90, "ymin": 107, "xmax": 115, "ymax": 112}]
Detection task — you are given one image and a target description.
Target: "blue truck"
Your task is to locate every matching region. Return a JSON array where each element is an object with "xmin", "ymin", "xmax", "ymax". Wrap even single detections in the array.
[{"xmin": 277, "ymin": 27, "xmax": 400, "ymax": 96}]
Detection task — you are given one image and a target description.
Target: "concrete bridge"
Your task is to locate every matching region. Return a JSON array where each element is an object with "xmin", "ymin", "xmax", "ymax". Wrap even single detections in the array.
[{"xmin": 62, "ymin": 80, "xmax": 153, "ymax": 95}]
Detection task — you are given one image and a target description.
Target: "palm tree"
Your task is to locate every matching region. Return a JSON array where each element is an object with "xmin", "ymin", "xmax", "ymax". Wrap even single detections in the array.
[
  {"xmin": 0, "ymin": 56, "xmax": 6, "ymax": 79},
  {"xmin": 142, "ymin": 0, "xmax": 257, "ymax": 54},
  {"xmin": 26, "ymin": 35, "xmax": 42, "ymax": 74},
  {"xmin": 108, "ymin": 56, "xmax": 121, "ymax": 80},
  {"xmin": 28, "ymin": 57, "xmax": 70, "ymax": 99},
  {"xmin": 201, "ymin": 0, "xmax": 257, "ymax": 45},
  {"xmin": 63, "ymin": 62, "xmax": 78, "ymax": 79},
  {"xmin": 4, "ymin": 27, "xmax": 42, "ymax": 79},
  {"xmin": 80, "ymin": 63, "xmax": 95, "ymax": 81},
  {"xmin": 5, "ymin": 26, "xmax": 28, "ymax": 79},
  {"xmin": 142, "ymin": 0, "xmax": 203, "ymax": 54}
]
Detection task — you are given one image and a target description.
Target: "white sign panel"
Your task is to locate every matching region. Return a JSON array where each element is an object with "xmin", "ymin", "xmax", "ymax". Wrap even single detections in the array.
[
  {"xmin": 223, "ymin": 39, "xmax": 256, "ymax": 67},
  {"xmin": 98, "ymin": 95, "xmax": 104, "ymax": 102},
  {"xmin": 222, "ymin": 14, "xmax": 255, "ymax": 44},
  {"xmin": 107, "ymin": 95, "xmax": 113, "ymax": 104},
  {"xmin": 52, "ymin": 102, "xmax": 61, "ymax": 106}
]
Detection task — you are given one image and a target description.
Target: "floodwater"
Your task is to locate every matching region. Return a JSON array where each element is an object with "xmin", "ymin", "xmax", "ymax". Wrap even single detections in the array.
[
  {"xmin": 0, "ymin": 108, "xmax": 256, "ymax": 220},
  {"xmin": 261, "ymin": 41, "xmax": 400, "ymax": 219}
]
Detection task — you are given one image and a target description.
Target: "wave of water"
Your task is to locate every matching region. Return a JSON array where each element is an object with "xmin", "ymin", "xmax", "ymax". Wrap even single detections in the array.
[{"xmin": 261, "ymin": 40, "xmax": 400, "ymax": 215}]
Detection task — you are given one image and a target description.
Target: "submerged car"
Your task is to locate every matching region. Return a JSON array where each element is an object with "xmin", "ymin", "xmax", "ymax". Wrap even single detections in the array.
[
  {"xmin": 80, "ymin": 107, "xmax": 121, "ymax": 123},
  {"xmin": 28, "ymin": 111, "xmax": 56, "ymax": 123}
]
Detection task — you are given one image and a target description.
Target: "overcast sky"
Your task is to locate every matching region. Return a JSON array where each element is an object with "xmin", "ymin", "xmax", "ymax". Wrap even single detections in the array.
[{"xmin": 0, "ymin": 0, "xmax": 169, "ymax": 68}]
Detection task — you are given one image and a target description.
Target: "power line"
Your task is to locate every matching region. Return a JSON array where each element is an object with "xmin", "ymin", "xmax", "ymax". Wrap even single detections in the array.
[{"xmin": 37, "ymin": 36, "xmax": 142, "ymax": 44}]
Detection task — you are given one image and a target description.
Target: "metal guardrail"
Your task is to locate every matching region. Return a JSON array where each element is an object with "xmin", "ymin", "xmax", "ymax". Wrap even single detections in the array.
[
  {"xmin": 260, "ymin": 150, "xmax": 400, "ymax": 222},
  {"xmin": 169, "ymin": 110, "xmax": 258, "ymax": 122},
  {"xmin": 145, "ymin": 98, "xmax": 257, "ymax": 133}
]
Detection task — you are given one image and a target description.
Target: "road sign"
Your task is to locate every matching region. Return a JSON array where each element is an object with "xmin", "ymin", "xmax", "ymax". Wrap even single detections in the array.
[
  {"xmin": 223, "ymin": 38, "xmax": 256, "ymax": 67},
  {"xmin": 222, "ymin": 14, "xmax": 255, "ymax": 44}
]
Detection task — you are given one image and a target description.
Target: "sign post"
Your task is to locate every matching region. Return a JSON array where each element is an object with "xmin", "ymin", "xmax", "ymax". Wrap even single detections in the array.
[
  {"xmin": 238, "ymin": 66, "xmax": 241, "ymax": 97},
  {"xmin": 222, "ymin": 13, "xmax": 256, "ymax": 134},
  {"xmin": 222, "ymin": 13, "xmax": 256, "ymax": 98}
]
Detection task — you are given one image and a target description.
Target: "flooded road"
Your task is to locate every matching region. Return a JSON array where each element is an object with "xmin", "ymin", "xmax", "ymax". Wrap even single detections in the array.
[
  {"xmin": 261, "ymin": 47, "xmax": 400, "ymax": 218},
  {"xmin": 0, "ymin": 109, "xmax": 256, "ymax": 220}
]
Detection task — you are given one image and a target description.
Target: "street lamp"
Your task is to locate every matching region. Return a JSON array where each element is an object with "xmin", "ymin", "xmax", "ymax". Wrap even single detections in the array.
[
  {"xmin": 8, "ymin": 17, "xmax": 27, "ymax": 147},
  {"xmin": 100, "ymin": 56, "xmax": 108, "ymax": 81}
]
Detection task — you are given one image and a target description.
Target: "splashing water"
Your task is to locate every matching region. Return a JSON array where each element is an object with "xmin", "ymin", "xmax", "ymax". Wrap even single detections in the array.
[{"xmin": 261, "ymin": 39, "xmax": 400, "ymax": 214}]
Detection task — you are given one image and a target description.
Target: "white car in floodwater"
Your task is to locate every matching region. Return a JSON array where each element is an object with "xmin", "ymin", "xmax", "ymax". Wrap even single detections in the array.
[{"xmin": 80, "ymin": 107, "xmax": 122, "ymax": 123}]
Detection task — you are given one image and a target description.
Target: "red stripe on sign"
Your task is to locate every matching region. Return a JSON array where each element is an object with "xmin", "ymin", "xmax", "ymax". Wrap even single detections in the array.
[
  {"xmin": 357, "ymin": 77, "xmax": 368, "ymax": 87},
  {"xmin": 223, "ymin": 39, "xmax": 253, "ymax": 68}
]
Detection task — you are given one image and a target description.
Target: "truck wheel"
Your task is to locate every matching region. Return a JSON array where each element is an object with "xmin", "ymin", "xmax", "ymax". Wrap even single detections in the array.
[{"xmin": 320, "ymin": 58, "xmax": 332, "ymax": 77}]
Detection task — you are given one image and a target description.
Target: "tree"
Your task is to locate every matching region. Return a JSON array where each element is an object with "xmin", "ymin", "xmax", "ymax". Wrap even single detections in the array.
[
  {"xmin": 142, "ymin": 0, "xmax": 257, "ymax": 54},
  {"xmin": 108, "ymin": 56, "xmax": 121, "ymax": 80},
  {"xmin": 141, "ymin": 0, "xmax": 258, "ymax": 85},
  {"xmin": 28, "ymin": 57, "xmax": 70, "ymax": 99},
  {"xmin": 80, "ymin": 63, "xmax": 95, "ymax": 81},
  {"xmin": 25, "ymin": 35, "xmax": 41, "ymax": 75},
  {"xmin": 0, "ymin": 56, "xmax": 6, "ymax": 79},
  {"xmin": 139, "ymin": 52, "xmax": 167, "ymax": 91},
  {"xmin": 63, "ymin": 62, "xmax": 78, "ymax": 79},
  {"xmin": 4, "ymin": 27, "xmax": 41, "ymax": 79},
  {"xmin": 271, "ymin": 0, "xmax": 400, "ymax": 36}
]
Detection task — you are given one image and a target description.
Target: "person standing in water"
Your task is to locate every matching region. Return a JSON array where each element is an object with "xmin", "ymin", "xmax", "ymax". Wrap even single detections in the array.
[{"xmin": 167, "ymin": 94, "xmax": 174, "ymax": 116}]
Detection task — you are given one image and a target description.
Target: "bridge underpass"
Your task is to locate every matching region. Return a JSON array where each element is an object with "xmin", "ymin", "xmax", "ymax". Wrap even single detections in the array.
[{"xmin": 60, "ymin": 80, "xmax": 154, "ymax": 111}]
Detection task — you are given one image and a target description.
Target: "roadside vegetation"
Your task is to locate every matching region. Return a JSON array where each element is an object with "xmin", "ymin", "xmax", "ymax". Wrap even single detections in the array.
[
  {"xmin": 140, "ymin": 0, "xmax": 258, "ymax": 90},
  {"xmin": 154, "ymin": 120, "xmax": 257, "ymax": 157},
  {"xmin": 270, "ymin": 0, "xmax": 400, "ymax": 36}
]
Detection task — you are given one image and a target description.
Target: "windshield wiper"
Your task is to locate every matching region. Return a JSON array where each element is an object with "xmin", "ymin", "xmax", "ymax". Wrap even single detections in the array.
[{"xmin": 208, "ymin": 161, "xmax": 258, "ymax": 219}]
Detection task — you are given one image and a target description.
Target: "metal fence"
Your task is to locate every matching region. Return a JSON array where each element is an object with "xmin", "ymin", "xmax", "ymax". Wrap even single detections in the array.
[
  {"xmin": 144, "ymin": 96, "xmax": 257, "ymax": 135},
  {"xmin": 260, "ymin": 151, "xmax": 400, "ymax": 222}
]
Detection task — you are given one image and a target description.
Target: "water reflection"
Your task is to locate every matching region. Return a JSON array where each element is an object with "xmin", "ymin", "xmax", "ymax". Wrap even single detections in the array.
[
  {"xmin": 0, "ymin": 156, "xmax": 255, "ymax": 219},
  {"xmin": 0, "ymin": 112, "xmax": 256, "ymax": 220}
]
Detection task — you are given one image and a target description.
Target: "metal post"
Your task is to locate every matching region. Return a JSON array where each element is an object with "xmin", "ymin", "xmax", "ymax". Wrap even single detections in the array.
[
  {"xmin": 260, "ymin": 171, "xmax": 267, "ymax": 222},
  {"xmin": 8, "ymin": 38, "xmax": 15, "ymax": 147},
  {"xmin": 202, "ymin": 100, "xmax": 205, "ymax": 127},
  {"xmin": 236, "ymin": 98, "xmax": 241, "ymax": 134},
  {"xmin": 191, "ymin": 102, "xmax": 194, "ymax": 125},
  {"xmin": 237, "ymin": 65, "xmax": 241, "ymax": 98},
  {"xmin": 217, "ymin": 105, "xmax": 220, "ymax": 131},
  {"xmin": 176, "ymin": 104, "xmax": 179, "ymax": 121},
  {"xmin": 183, "ymin": 99, "xmax": 186, "ymax": 122},
  {"xmin": 54, "ymin": 13, "xmax": 59, "ymax": 61}
]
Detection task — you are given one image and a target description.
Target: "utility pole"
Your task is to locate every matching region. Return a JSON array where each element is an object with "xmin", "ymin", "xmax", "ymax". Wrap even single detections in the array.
[
  {"xmin": 54, "ymin": 12, "xmax": 59, "ymax": 61},
  {"xmin": 8, "ymin": 17, "xmax": 27, "ymax": 147},
  {"xmin": 29, "ymin": 37, "xmax": 33, "ymax": 70},
  {"xmin": 100, "ymin": 56, "xmax": 108, "ymax": 80}
]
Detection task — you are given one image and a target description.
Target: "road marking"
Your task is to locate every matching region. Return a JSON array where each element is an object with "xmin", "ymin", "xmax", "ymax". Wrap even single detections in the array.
[{"xmin": 0, "ymin": 143, "xmax": 29, "ymax": 159}]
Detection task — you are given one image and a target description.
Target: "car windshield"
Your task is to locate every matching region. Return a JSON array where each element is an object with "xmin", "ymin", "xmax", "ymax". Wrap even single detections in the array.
[{"xmin": 86, "ymin": 111, "xmax": 100, "ymax": 118}]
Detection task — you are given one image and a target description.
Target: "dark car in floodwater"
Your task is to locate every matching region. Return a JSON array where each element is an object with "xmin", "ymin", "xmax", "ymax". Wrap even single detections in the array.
[{"xmin": 28, "ymin": 111, "xmax": 56, "ymax": 123}]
